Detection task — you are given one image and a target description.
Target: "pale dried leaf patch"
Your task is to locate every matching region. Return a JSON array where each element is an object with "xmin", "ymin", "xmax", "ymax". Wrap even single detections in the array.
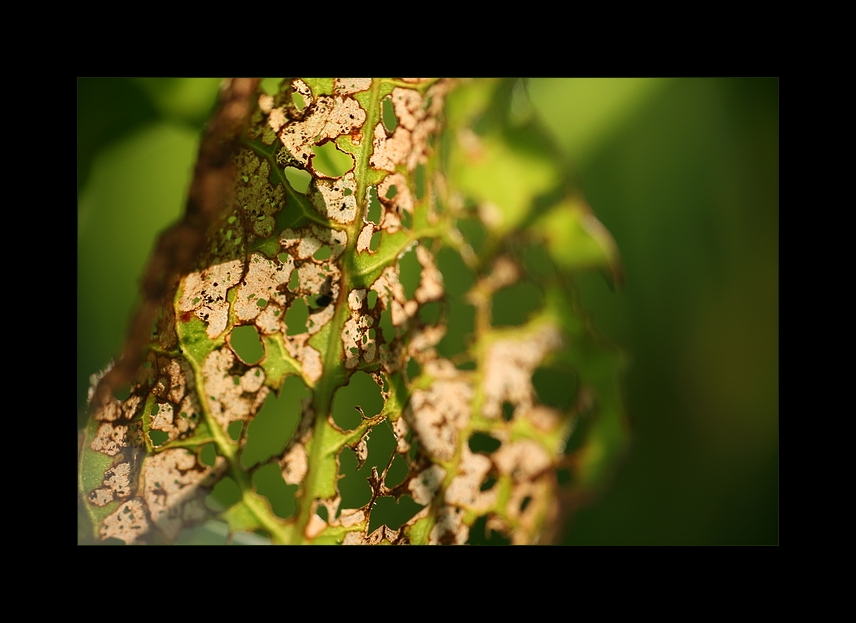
[
  {"xmin": 429, "ymin": 505, "xmax": 468, "ymax": 544},
  {"xmin": 378, "ymin": 172, "xmax": 414, "ymax": 234},
  {"xmin": 311, "ymin": 172, "xmax": 358, "ymax": 224},
  {"xmin": 277, "ymin": 95, "xmax": 366, "ymax": 168},
  {"xmin": 202, "ymin": 348, "xmax": 269, "ymax": 433},
  {"xmin": 101, "ymin": 499, "xmax": 150, "ymax": 544},
  {"xmin": 335, "ymin": 78, "xmax": 372, "ymax": 95},
  {"xmin": 179, "ymin": 259, "xmax": 244, "ymax": 339},
  {"xmin": 90, "ymin": 423, "xmax": 132, "ymax": 457},
  {"xmin": 407, "ymin": 463, "xmax": 446, "ymax": 506},
  {"xmin": 494, "ymin": 439, "xmax": 552, "ymax": 481},
  {"xmin": 88, "ymin": 461, "xmax": 134, "ymax": 507},
  {"xmin": 481, "ymin": 324, "xmax": 563, "ymax": 420},
  {"xmin": 409, "ymin": 367, "xmax": 472, "ymax": 462},
  {"xmin": 356, "ymin": 223, "xmax": 374, "ymax": 254},
  {"xmin": 370, "ymin": 84, "xmax": 450, "ymax": 175},
  {"xmin": 444, "ymin": 447, "xmax": 496, "ymax": 513},
  {"xmin": 342, "ymin": 525, "xmax": 407, "ymax": 545},
  {"xmin": 414, "ymin": 245, "xmax": 444, "ymax": 304},
  {"xmin": 233, "ymin": 253, "xmax": 293, "ymax": 323},
  {"xmin": 280, "ymin": 443, "xmax": 308, "ymax": 485},
  {"xmin": 142, "ymin": 448, "xmax": 227, "ymax": 541}
]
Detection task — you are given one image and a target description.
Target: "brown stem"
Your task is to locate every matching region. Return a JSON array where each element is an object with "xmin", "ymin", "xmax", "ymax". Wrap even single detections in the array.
[{"xmin": 90, "ymin": 78, "xmax": 261, "ymax": 411}]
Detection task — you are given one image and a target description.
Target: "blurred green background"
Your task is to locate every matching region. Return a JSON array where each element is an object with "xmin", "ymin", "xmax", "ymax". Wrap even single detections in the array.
[{"xmin": 78, "ymin": 78, "xmax": 778, "ymax": 545}]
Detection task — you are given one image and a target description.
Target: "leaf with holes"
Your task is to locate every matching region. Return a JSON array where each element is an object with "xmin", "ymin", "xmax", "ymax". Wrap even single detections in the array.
[{"xmin": 79, "ymin": 78, "xmax": 627, "ymax": 545}]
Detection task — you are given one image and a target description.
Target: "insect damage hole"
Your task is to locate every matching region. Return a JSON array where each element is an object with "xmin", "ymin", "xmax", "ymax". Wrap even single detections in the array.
[
  {"xmin": 229, "ymin": 325, "xmax": 265, "ymax": 365},
  {"xmin": 285, "ymin": 167, "xmax": 311, "ymax": 194},
  {"xmin": 398, "ymin": 246, "xmax": 422, "ymax": 300},
  {"xmin": 367, "ymin": 496, "xmax": 422, "ymax": 534},
  {"xmin": 367, "ymin": 186, "xmax": 381, "ymax": 224},
  {"xmin": 206, "ymin": 476, "xmax": 241, "ymax": 513},
  {"xmin": 468, "ymin": 432, "xmax": 502, "ymax": 454},
  {"xmin": 466, "ymin": 515, "xmax": 512, "ymax": 546},
  {"xmin": 337, "ymin": 446, "xmax": 371, "ymax": 510},
  {"xmin": 241, "ymin": 376, "xmax": 308, "ymax": 469},
  {"xmin": 532, "ymin": 366, "xmax": 577, "ymax": 411},
  {"xmin": 291, "ymin": 89, "xmax": 306, "ymax": 112},
  {"xmin": 382, "ymin": 96, "xmax": 398, "ymax": 133},
  {"xmin": 252, "ymin": 463, "xmax": 298, "ymax": 520},
  {"xmin": 331, "ymin": 371, "xmax": 383, "ymax": 431},
  {"xmin": 199, "ymin": 443, "xmax": 218, "ymax": 467},
  {"xmin": 311, "ymin": 142, "xmax": 353, "ymax": 178},
  {"xmin": 285, "ymin": 298, "xmax": 309, "ymax": 336}
]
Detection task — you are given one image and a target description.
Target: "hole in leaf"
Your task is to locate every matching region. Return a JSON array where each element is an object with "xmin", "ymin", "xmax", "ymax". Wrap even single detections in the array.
[
  {"xmin": 288, "ymin": 268, "xmax": 300, "ymax": 291},
  {"xmin": 207, "ymin": 476, "xmax": 241, "ymax": 513},
  {"xmin": 367, "ymin": 186, "xmax": 381, "ymax": 224},
  {"xmin": 286, "ymin": 297, "xmax": 309, "ymax": 335},
  {"xmin": 406, "ymin": 357, "xmax": 421, "ymax": 382},
  {"xmin": 419, "ymin": 300, "xmax": 442, "ymax": 324},
  {"xmin": 230, "ymin": 325, "xmax": 264, "ymax": 365},
  {"xmin": 382, "ymin": 96, "xmax": 398, "ymax": 133},
  {"xmin": 149, "ymin": 430, "xmax": 168, "ymax": 446},
  {"xmin": 227, "ymin": 420, "xmax": 243, "ymax": 442},
  {"xmin": 385, "ymin": 185, "xmax": 398, "ymax": 199},
  {"xmin": 340, "ymin": 415, "xmax": 399, "ymax": 517},
  {"xmin": 520, "ymin": 496, "xmax": 532, "ymax": 512},
  {"xmin": 370, "ymin": 230, "xmax": 382, "ymax": 252},
  {"xmin": 367, "ymin": 290, "xmax": 378, "ymax": 309},
  {"xmin": 253, "ymin": 463, "xmax": 298, "ymax": 520},
  {"xmin": 368, "ymin": 495, "xmax": 423, "ymax": 533},
  {"xmin": 492, "ymin": 280, "xmax": 542, "ymax": 327},
  {"xmin": 468, "ymin": 431, "xmax": 502, "ymax": 454},
  {"xmin": 285, "ymin": 166, "xmax": 311, "ymax": 193},
  {"xmin": 467, "ymin": 515, "xmax": 512, "ymax": 545},
  {"xmin": 115, "ymin": 384, "xmax": 132, "ymax": 401},
  {"xmin": 241, "ymin": 375, "xmax": 307, "ymax": 468},
  {"xmin": 501, "ymin": 401, "xmax": 515, "ymax": 422},
  {"xmin": 398, "ymin": 246, "xmax": 422, "ymax": 300},
  {"xmin": 532, "ymin": 366, "xmax": 577, "ymax": 411},
  {"xmin": 479, "ymin": 474, "xmax": 497, "ymax": 491},
  {"xmin": 199, "ymin": 443, "xmax": 217, "ymax": 467},
  {"xmin": 564, "ymin": 411, "xmax": 593, "ymax": 456},
  {"xmin": 332, "ymin": 371, "xmax": 384, "ymax": 431},
  {"xmin": 311, "ymin": 142, "xmax": 353, "ymax": 178},
  {"xmin": 291, "ymin": 89, "xmax": 305, "ymax": 111},
  {"xmin": 384, "ymin": 453, "xmax": 410, "ymax": 489},
  {"xmin": 337, "ymin": 447, "xmax": 371, "ymax": 509},
  {"xmin": 315, "ymin": 504, "xmax": 329, "ymax": 522},
  {"xmin": 313, "ymin": 245, "xmax": 331, "ymax": 260}
]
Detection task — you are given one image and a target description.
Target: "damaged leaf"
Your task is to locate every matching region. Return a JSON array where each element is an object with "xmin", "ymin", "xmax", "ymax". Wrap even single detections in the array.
[{"xmin": 79, "ymin": 78, "xmax": 627, "ymax": 545}]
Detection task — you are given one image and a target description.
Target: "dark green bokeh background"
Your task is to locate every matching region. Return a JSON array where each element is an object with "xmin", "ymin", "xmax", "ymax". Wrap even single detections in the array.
[{"xmin": 78, "ymin": 78, "xmax": 778, "ymax": 545}]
